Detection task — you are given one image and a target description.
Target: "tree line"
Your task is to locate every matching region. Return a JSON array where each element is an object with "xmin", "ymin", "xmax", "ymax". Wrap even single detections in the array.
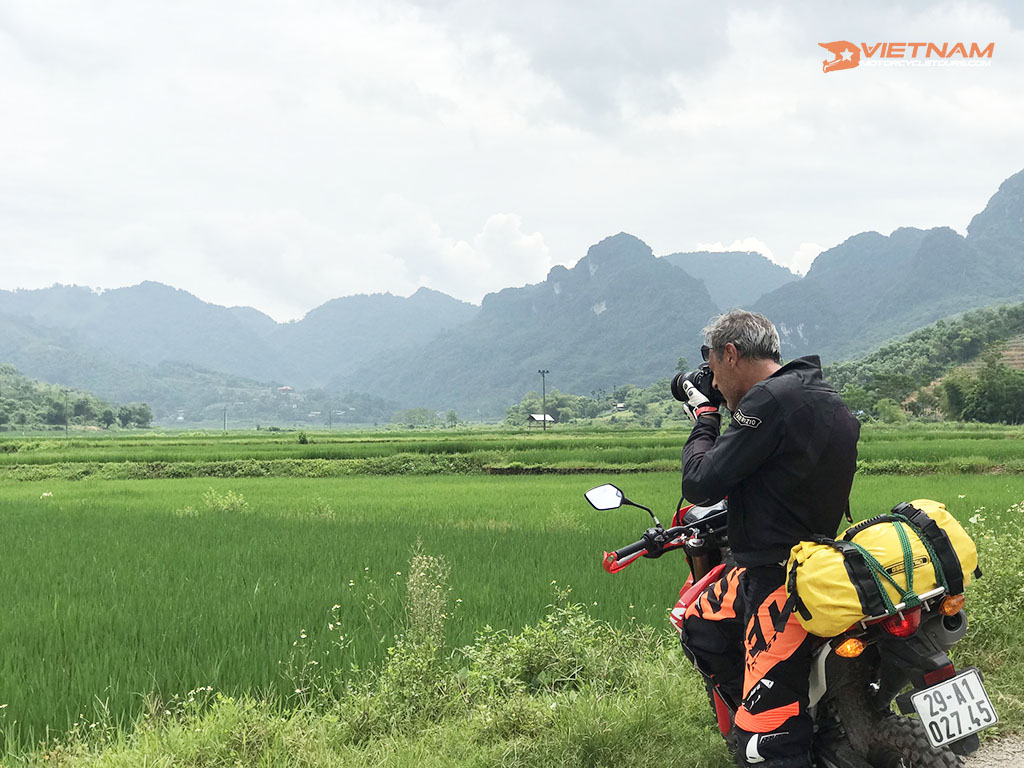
[
  {"xmin": 0, "ymin": 364, "xmax": 153, "ymax": 430},
  {"xmin": 825, "ymin": 302, "xmax": 1024, "ymax": 424}
]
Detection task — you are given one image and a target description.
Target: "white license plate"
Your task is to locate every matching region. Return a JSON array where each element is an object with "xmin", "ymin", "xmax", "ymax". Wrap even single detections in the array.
[{"xmin": 910, "ymin": 668, "xmax": 998, "ymax": 747}]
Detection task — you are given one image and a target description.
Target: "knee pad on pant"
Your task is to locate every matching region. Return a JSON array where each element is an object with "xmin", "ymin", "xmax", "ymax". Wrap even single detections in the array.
[{"xmin": 734, "ymin": 728, "xmax": 811, "ymax": 767}]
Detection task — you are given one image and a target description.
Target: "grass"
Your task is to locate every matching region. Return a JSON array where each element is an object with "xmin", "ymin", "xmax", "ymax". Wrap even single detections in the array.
[
  {"xmin": 0, "ymin": 425, "xmax": 1022, "ymax": 764},
  {"xmin": 2, "ymin": 423, "xmax": 1024, "ymax": 480},
  {"xmin": 1, "ymin": 472, "xmax": 1022, "ymax": 755}
]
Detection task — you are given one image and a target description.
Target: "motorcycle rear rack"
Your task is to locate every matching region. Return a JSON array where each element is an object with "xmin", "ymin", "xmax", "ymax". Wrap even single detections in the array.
[{"xmin": 858, "ymin": 585, "xmax": 946, "ymax": 628}]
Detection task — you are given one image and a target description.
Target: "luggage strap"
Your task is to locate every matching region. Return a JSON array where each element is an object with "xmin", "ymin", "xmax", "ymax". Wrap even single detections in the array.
[
  {"xmin": 788, "ymin": 512, "xmax": 951, "ymax": 623},
  {"xmin": 841, "ymin": 514, "xmax": 949, "ymax": 615}
]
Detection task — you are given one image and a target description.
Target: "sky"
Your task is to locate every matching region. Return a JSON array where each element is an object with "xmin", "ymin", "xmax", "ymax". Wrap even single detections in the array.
[{"xmin": 1, "ymin": 0, "xmax": 1023, "ymax": 322}]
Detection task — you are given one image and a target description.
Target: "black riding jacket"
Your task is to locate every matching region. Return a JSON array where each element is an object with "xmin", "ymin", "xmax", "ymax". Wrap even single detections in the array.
[{"xmin": 681, "ymin": 356, "xmax": 860, "ymax": 567}]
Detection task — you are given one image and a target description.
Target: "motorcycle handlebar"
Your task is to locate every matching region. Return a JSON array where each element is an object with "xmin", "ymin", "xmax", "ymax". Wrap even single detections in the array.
[{"xmin": 602, "ymin": 525, "xmax": 688, "ymax": 574}]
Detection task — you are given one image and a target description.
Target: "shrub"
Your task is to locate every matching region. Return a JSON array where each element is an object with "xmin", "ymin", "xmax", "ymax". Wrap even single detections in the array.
[{"xmin": 200, "ymin": 488, "xmax": 249, "ymax": 514}]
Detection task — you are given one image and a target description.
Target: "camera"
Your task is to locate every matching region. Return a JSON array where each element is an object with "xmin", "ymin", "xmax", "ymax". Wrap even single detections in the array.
[{"xmin": 671, "ymin": 364, "xmax": 724, "ymax": 406}]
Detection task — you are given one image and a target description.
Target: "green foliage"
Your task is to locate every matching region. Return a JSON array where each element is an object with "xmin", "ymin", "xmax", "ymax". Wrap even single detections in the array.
[
  {"xmin": 961, "ymin": 358, "xmax": 1024, "ymax": 424},
  {"xmin": 827, "ymin": 301, "xmax": 1024, "ymax": 414},
  {"xmin": 506, "ymin": 380, "xmax": 684, "ymax": 428},
  {"xmin": 953, "ymin": 502, "xmax": 1024, "ymax": 727},
  {"xmin": 0, "ymin": 364, "xmax": 136, "ymax": 431},
  {"xmin": 200, "ymin": 487, "xmax": 250, "ymax": 514},
  {"xmin": 392, "ymin": 408, "xmax": 440, "ymax": 428},
  {"xmin": 1, "ymin": 428, "xmax": 1023, "ymax": 762},
  {"xmin": 6, "ymin": 500, "xmax": 1024, "ymax": 766},
  {"xmin": 874, "ymin": 398, "xmax": 907, "ymax": 424}
]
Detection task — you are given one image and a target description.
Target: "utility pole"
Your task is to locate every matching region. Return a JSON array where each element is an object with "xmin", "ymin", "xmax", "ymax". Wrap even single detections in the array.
[
  {"xmin": 223, "ymin": 406, "xmax": 227, "ymax": 432},
  {"xmin": 64, "ymin": 390, "xmax": 69, "ymax": 438},
  {"xmin": 538, "ymin": 369, "xmax": 549, "ymax": 432}
]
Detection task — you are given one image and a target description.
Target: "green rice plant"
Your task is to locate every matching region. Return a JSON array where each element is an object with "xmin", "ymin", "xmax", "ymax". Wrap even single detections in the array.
[{"xmin": 1, "ymin": 432, "xmax": 1023, "ymax": 758}]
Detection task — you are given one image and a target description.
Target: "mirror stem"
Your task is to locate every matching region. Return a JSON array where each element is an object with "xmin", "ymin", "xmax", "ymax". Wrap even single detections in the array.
[{"xmin": 626, "ymin": 500, "xmax": 660, "ymax": 527}]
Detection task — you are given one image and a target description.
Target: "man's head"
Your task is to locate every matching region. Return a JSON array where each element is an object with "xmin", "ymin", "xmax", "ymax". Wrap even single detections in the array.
[{"xmin": 701, "ymin": 310, "xmax": 781, "ymax": 410}]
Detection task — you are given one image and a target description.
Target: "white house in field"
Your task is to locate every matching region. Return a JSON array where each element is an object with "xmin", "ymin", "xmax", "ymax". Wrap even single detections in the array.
[{"xmin": 528, "ymin": 413, "xmax": 555, "ymax": 427}]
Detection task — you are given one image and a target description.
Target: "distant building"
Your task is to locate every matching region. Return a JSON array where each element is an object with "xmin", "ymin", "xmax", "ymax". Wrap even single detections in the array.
[
  {"xmin": 277, "ymin": 386, "xmax": 294, "ymax": 394},
  {"xmin": 528, "ymin": 413, "xmax": 555, "ymax": 426}
]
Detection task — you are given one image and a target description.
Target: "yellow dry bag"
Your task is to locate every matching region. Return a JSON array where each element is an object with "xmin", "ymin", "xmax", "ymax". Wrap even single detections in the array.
[{"xmin": 785, "ymin": 499, "xmax": 979, "ymax": 637}]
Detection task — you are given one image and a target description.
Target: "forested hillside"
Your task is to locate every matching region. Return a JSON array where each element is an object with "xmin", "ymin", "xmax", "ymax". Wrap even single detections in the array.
[
  {"xmin": 754, "ymin": 169, "xmax": 1024, "ymax": 361},
  {"xmin": 336, "ymin": 233, "xmax": 720, "ymax": 418},
  {"xmin": 825, "ymin": 302, "xmax": 1024, "ymax": 423},
  {"xmin": 660, "ymin": 250, "xmax": 797, "ymax": 310},
  {"xmin": 3, "ymin": 170, "xmax": 1024, "ymax": 420},
  {"xmin": 0, "ymin": 364, "xmax": 150, "ymax": 429}
]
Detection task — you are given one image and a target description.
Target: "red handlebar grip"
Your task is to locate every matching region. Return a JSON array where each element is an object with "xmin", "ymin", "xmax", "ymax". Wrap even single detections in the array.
[{"xmin": 602, "ymin": 548, "xmax": 646, "ymax": 574}]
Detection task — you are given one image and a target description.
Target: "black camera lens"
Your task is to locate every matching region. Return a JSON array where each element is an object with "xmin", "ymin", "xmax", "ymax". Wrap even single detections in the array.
[
  {"xmin": 670, "ymin": 372, "xmax": 689, "ymax": 402},
  {"xmin": 671, "ymin": 365, "xmax": 724, "ymax": 406}
]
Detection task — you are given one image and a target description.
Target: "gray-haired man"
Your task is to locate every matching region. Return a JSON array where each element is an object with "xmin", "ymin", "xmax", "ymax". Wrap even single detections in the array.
[{"xmin": 678, "ymin": 310, "xmax": 860, "ymax": 768}]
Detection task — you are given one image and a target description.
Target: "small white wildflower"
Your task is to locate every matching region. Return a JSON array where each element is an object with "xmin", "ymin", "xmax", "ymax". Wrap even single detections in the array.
[
  {"xmin": 958, "ymin": 494, "xmax": 966, "ymax": 499},
  {"xmin": 295, "ymin": 688, "xmax": 302, "ymax": 694},
  {"xmin": 332, "ymin": 604, "xmax": 340, "ymax": 610},
  {"xmin": 455, "ymin": 598, "xmax": 462, "ymax": 603},
  {"xmin": 549, "ymin": 702, "xmax": 557, "ymax": 710},
  {"xmin": 40, "ymin": 492, "xmax": 53, "ymax": 498},
  {"xmin": 328, "ymin": 623, "xmax": 335, "ymax": 630},
  {"xmin": 395, "ymin": 571, "xmax": 401, "ymax": 576}
]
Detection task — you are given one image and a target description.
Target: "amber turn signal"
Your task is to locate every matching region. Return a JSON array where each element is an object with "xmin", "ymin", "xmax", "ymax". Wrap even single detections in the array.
[
  {"xmin": 835, "ymin": 637, "xmax": 867, "ymax": 658},
  {"xmin": 940, "ymin": 594, "xmax": 966, "ymax": 616}
]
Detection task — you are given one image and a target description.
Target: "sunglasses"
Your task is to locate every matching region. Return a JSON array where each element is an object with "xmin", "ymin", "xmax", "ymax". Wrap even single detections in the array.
[{"xmin": 700, "ymin": 345, "xmax": 714, "ymax": 362}]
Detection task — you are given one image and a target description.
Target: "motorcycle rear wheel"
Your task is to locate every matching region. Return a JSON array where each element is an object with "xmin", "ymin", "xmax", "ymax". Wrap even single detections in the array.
[{"xmin": 867, "ymin": 716, "xmax": 962, "ymax": 768}]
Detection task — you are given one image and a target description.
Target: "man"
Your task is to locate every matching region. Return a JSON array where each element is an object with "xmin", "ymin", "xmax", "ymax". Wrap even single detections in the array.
[{"xmin": 677, "ymin": 309, "xmax": 860, "ymax": 768}]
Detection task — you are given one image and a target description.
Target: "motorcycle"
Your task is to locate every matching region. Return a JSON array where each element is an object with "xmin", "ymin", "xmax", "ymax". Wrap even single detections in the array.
[{"xmin": 586, "ymin": 483, "xmax": 998, "ymax": 768}]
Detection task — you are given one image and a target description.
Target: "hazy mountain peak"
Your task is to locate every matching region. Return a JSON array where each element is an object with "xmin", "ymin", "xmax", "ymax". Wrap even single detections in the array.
[
  {"xmin": 967, "ymin": 167, "xmax": 1024, "ymax": 240},
  {"xmin": 409, "ymin": 286, "xmax": 476, "ymax": 307},
  {"xmin": 660, "ymin": 250, "xmax": 797, "ymax": 310},
  {"xmin": 579, "ymin": 232, "xmax": 654, "ymax": 270}
]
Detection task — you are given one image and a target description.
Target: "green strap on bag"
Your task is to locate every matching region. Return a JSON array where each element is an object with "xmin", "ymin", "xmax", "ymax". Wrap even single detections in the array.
[{"xmin": 841, "ymin": 513, "xmax": 949, "ymax": 616}]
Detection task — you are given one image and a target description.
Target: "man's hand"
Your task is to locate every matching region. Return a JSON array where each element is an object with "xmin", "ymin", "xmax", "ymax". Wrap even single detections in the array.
[
  {"xmin": 681, "ymin": 380, "xmax": 721, "ymax": 421},
  {"xmin": 678, "ymin": 365, "xmax": 724, "ymax": 421}
]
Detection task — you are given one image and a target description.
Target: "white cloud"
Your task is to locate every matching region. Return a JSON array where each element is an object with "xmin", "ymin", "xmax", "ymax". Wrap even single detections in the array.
[
  {"xmin": 374, "ymin": 207, "xmax": 551, "ymax": 304},
  {"xmin": 1, "ymin": 0, "xmax": 1023, "ymax": 320},
  {"xmin": 786, "ymin": 243, "xmax": 826, "ymax": 275},
  {"xmin": 693, "ymin": 238, "xmax": 777, "ymax": 262}
]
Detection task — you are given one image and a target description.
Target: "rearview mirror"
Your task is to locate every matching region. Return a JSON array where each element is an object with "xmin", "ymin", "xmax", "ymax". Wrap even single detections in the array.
[{"xmin": 585, "ymin": 484, "xmax": 625, "ymax": 510}]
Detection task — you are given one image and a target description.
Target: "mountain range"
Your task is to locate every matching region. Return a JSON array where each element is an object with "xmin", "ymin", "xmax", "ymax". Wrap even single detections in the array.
[{"xmin": 3, "ymin": 169, "xmax": 1024, "ymax": 421}]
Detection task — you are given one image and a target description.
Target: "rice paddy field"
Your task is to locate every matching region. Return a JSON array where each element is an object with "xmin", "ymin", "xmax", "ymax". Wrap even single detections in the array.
[{"xmin": 0, "ymin": 423, "xmax": 1022, "ymax": 757}]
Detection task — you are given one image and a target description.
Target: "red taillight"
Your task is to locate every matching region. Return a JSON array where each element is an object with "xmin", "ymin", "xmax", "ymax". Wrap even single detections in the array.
[
  {"xmin": 923, "ymin": 664, "xmax": 956, "ymax": 686},
  {"xmin": 880, "ymin": 607, "xmax": 922, "ymax": 638}
]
